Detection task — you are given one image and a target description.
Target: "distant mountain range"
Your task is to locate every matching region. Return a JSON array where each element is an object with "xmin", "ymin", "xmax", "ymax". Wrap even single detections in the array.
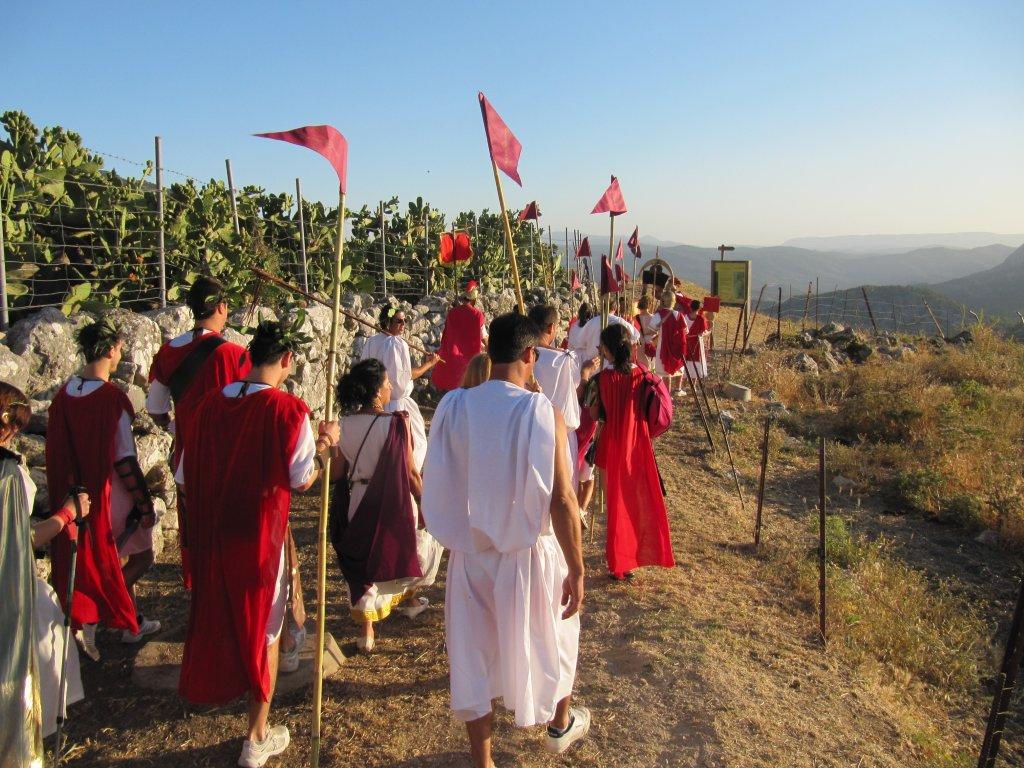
[
  {"xmin": 782, "ymin": 232, "xmax": 1024, "ymax": 254},
  {"xmin": 933, "ymin": 244, "xmax": 1024, "ymax": 320}
]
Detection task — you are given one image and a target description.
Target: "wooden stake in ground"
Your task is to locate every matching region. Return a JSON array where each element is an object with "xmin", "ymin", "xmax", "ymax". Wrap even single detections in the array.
[
  {"xmin": 817, "ymin": 435, "xmax": 827, "ymax": 646},
  {"xmin": 922, "ymin": 298, "xmax": 945, "ymax": 339},
  {"xmin": 861, "ymin": 286, "xmax": 879, "ymax": 335},
  {"xmin": 742, "ymin": 283, "xmax": 766, "ymax": 352},
  {"xmin": 711, "ymin": 386, "xmax": 744, "ymax": 512},
  {"xmin": 977, "ymin": 574, "xmax": 1024, "ymax": 768},
  {"xmin": 682, "ymin": 360, "xmax": 716, "ymax": 452},
  {"xmin": 776, "ymin": 286, "xmax": 782, "ymax": 341},
  {"xmin": 801, "ymin": 282, "xmax": 813, "ymax": 332},
  {"xmin": 725, "ymin": 303, "xmax": 746, "ymax": 377},
  {"xmin": 754, "ymin": 416, "xmax": 771, "ymax": 549}
]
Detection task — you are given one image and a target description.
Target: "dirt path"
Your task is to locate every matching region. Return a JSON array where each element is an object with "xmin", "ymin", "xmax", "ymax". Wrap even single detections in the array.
[{"xmin": 59, "ymin": 404, "xmax": 1010, "ymax": 767}]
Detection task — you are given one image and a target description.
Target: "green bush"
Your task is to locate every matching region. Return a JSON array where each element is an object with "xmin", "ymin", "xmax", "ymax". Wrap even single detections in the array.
[{"xmin": 889, "ymin": 467, "xmax": 943, "ymax": 514}]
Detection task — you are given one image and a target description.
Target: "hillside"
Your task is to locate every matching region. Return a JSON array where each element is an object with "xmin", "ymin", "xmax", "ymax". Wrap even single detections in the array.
[
  {"xmin": 783, "ymin": 232, "xmax": 1024, "ymax": 254},
  {"xmin": 932, "ymin": 244, "xmax": 1024, "ymax": 320}
]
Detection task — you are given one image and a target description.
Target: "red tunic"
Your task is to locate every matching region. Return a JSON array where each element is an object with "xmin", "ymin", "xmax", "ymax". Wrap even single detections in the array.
[
  {"xmin": 685, "ymin": 313, "xmax": 709, "ymax": 361},
  {"xmin": 47, "ymin": 383, "xmax": 139, "ymax": 633},
  {"xmin": 149, "ymin": 332, "xmax": 249, "ymax": 588},
  {"xmin": 431, "ymin": 303, "xmax": 485, "ymax": 391},
  {"xmin": 179, "ymin": 387, "xmax": 310, "ymax": 705},
  {"xmin": 595, "ymin": 367, "xmax": 675, "ymax": 576},
  {"xmin": 658, "ymin": 312, "xmax": 689, "ymax": 375}
]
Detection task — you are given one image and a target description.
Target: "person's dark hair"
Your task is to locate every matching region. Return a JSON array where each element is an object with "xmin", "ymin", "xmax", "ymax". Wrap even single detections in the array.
[
  {"xmin": 577, "ymin": 303, "xmax": 593, "ymax": 326},
  {"xmin": 186, "ymin": 276, "xmax": 226, "ymax": 321},
  {"xmin": 637, "ymin": 294, "xmax": 652, "ymax": 311},
  {"xmin": 527, "ymin": 303, "xmax": 558, "ymax": 331},
  {"xmin": 600, "ymin": 323, "xmax": 632, "ymax": 373},
  {"xmin": 487, "ymin": 312, "xmax": 541, "ymax": 365},
  {"xmin": 378, "ymin": 303, "xmax": 404, "ymax": 330},
  {"xmin": 337, "ymin": 358, "xmax": 387, "ymax": 412},
  {"xmin": 76, "ymin": 318, "xmax": 123, "ymax": 363},
  {"xmin": 690, "ymin": 299, "xmax": 701, "ymax": 312},
  {"xmin": 0, "ymin": 381, "xmax": 31, "ymax": 444},
  {"xmin": 248, "ymin": 318, "xmax": 311, "ymax": 367}
]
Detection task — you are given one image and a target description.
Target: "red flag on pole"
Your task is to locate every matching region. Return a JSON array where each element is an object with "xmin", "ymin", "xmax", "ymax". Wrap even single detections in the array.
[
  {"xmin": 600, "ymin": 255, "xmax": 620, "ymax": 295},
  {"xmin": 615, "ymin": 263, "xmax": 627, "ymax": 284},
  {"xmin": 439, "ymin": 232, "xmax": 473, "ymax": 264},
  {"xmin": 576, "ymin": 236, "xmax": 591, "ymax": 258},
  {"xmin": 478, "ymin": 92, "xmax": 523, "ymax": 186},
  {"xmin": 254, "ymin": 125, "xmax": 348, "ymax": 193},
  {"xmin": 438, "ymin": 233, "xmax": 454, "ymax": 264},
  {"xmin": 628, "ymin": 226, "xmax": 641, "ymax": 258},
  {"xmin": 615, "ymin": 238, "xmax": 624, "ymax": 261},
  {"xmin": 453, "ymin": 231, "xmax": 473, "ymax": 262},
  {"xmin": 518, "ymin": 201, "xmax": 540, "ymax": 221},
  {"xmin": 571, "ymin": 269, "xmax": 581, "ymax": 291},
  {"xmin": 591, "ymin": 175, "xmax": 627, "ymax": 216}
]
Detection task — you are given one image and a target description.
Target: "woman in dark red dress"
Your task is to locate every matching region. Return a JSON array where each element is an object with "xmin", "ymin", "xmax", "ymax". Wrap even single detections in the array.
[{"xmin": 590, "ymin": 323, "xmax": 675, "ymax": 580}]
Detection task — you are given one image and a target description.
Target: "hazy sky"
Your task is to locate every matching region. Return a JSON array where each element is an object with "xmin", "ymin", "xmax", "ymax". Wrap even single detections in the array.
[{"xmin": 3, "ymin": 0, "xmax": 1022, "ymax": 247}]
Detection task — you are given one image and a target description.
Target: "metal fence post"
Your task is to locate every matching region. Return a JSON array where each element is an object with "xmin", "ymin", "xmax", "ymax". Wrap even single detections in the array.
[
  {"xmin": 0, "ymin": 188, "xmax": 8, "ymax": 330},
  {"xmin": 155, "ymin": 136, "xmax": 166, "ymax": 307},
  {"xmin": 225, "ymin": 159, "xmax": 240, "ymax": 236},
  {"xmin": 379, "ymin": 201, "xmax": 387, "ymax": 298},
  {"xmin": 295, "ymin": 178, "xmax": 309, "ymax": 293},
  {"xmin": 423, "ymin": 206, "xmax": 430, "ymax": 297}
]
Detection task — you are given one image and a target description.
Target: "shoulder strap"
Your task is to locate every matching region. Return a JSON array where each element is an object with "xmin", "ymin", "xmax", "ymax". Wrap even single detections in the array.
[
  {"xmin": 168, "ymin": 334, "xmax": 228, "ymax": 404},
  {"xmin": 346, "ymin": 414, "xmax": 385, "ymax": 488}
]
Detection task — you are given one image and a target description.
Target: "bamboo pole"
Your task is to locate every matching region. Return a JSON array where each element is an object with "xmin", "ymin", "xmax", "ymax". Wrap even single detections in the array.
[
  {"xmin": 711, "ymin": 386, "xmax": 745, "ymax": 511},
  {"xmin": 249, "ymin": 266, "xmax": 441, "ymax": 362},
  {"xmin": 862, "ymin": 287, "xmax": 879, "ymax": 335},
  {"xmin": 225, "ymin": 159, "xmax": 240, "ymax": 235},
  {"xmin": 489, "ymin": 159, "xmax": 525, "ymax": 313},
  {"xmin": 296, "ymin": 178, "xmax": 310, "ymax": 293},
  {"xmin": 742, "ymin": 283, "xmax": 766, "ymax": 351},
  {"xmin": 818, "ymin": 435, "xmax": 827, "ymax": 645},
  {"xmin": 547, "ymin": 224, "xmax": 554, "ymax": 293},
  {"xmin": 922, "ymin": 299, "xmax": 945, "ymax": 338},
  {"xmin": 311, "ymin": 190, "xmax": 346, "ymax": 768},
  {"xmin": 682, "ymin": 359, "xmax": 716, "ymax": 451}
]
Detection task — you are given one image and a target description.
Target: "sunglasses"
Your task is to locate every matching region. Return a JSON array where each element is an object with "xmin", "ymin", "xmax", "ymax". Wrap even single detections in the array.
[{"xmin": 392, "ymin": 317, "xmax": 407, "ymax": 326}]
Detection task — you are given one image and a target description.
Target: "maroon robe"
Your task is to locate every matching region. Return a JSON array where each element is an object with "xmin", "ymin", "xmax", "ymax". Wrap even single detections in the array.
[
  {"xmin": 595, "ymin": 367, "xmax": 675, "ymax": 577},
  {"xmin": 148, "ymin": 332, "xmax": 249, "ymax": 588},
  {"xmin": 685, "ymin": 313, "xmax": 710, "ymax": 361},
  {"xmin": 432, "ymin": 303, "xmax": 485, "ymax": 391},
  {"xmin": 179, "ymin": 387, "xmax": 309, "ymax": 705},
  {"xmin": 48, "ymin": 383, "xmax": 139, "ymax": 633},
  {"xmin": 328, "ymin": 414, "xmax": 421, "ymax": 605},
  {"xmin": 658, "ymin": 312, "xmax": 689, "ymax": 375}
]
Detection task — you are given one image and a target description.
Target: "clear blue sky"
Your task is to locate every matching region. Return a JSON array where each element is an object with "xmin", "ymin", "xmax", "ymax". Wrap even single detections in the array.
[{"xmin": 3, "ymin": 0, "xmax": 1022, "ymax": 246}]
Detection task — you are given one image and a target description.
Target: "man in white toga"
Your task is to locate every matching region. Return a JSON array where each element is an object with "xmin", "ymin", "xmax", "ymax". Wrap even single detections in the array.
[{"xmin": 422, "ymin": 312, "xmax": 589, "ymax": 767}]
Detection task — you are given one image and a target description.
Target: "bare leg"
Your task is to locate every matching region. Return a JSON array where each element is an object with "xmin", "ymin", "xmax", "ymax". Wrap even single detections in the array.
[
  {"xmin": 465, "ymin": 712, "xmax": 494, "ymax": 768},
  {"xmin": 122, "ymin": 549, "xmax": 154, "ymax": 609},
  {"xmin": 247, "ymin": 637, "xmax": 280, "ymax": 742},
  {"xmin": 578, "ymin": 479, "xmax": 595, "ymax": 515},
  {"xmin": 549, "ymin": 695, "xmax": 572, "ymax": 731},
  {"xmin": 399, "ymin": 587, "xmax": 420, "ymax": 606},
  {"xmin": 361, "ymin": 618, "xmax": 374, "ymax": 645}
]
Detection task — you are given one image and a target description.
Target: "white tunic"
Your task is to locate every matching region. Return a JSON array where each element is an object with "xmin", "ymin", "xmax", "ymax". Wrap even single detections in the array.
[
  {"xmin": 359, "ymin": 333, "xmax": 427, "ymax": 470},
  {"xmin": 683, "ymin": 314, "xmax": 709, "ymax": 379},
  {"xmin": 534, "ymin": 348, "xmax": 582, "ymax": 489},
  {"xmin": 575, "ymin": 313, "xmax": 640, "ymax": 361},
  {"xmin": 647, "ymin": 310, "xmax": 680, "ymax": 377},
  {"xmin": 422, "ymin": 380, "xmax": 579, "ymax": 727}
]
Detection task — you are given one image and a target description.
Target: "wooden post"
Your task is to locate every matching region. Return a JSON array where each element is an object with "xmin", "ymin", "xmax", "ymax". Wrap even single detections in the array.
[
  {"xmin": 977, "ymin": 575, "xmax": 1024, "ymax": 768},
  {"xmin": 801, "ymin": 282, "xmax": 812, "ymax": 332},
  {"xmin": 754, "ymin": 417, "xmax": 771, "ymax": 549},
  {"xmin": 922, "ymin": 299, "xmax": 945, "ymax": 338},
  {"xmin": 712, "ymin": 387, "xmax": 745, "ymax": 512},
  {"xmin": 547, "ymin": 224, "xmax": 554, "ymax": 293},
  {"xmin": 379, "ymin": 201, "xmax": 387, "ymax": 297},
  {"xmin": 0, "ymin": 188, "xmax": 8, "ymax": 331},
  {"xmin": 742, "ymin": 283, "xmax": 766, "ymax": 351},
  {"xmin": 818, "ymin": 435, "xmax": 827, "ymax": 645},
  {"xmin": 488, "ymin": 158, "xmax": 525, "ymax": 313},
  {"xmin": 725, "ymin": 303, "xmax": 746, "ymax": 377},
  {"xmin": 776, "ymin": 286, "xmax": 782, "ymax": 341},
  {"xmin": 564, "ymin": 227, "xmax": 570, "ymax": 290},
  {"xmin": 815, "ymin": 276, "xmax": 820, "ymax": 330},
  {"xmin": 840, "ymin": 288, "xmax": 849, "ymax": 327},
  {"xmin": 423, "ymin": 207, "xmax": 431, "ymax": 296},
  {"xmin": 824, "ymin": 284, "xmax": 838, "ymax": 326},
  {"xmin": 861, "ymin": 286, "xmax": 879, "ymax": 335},
  {"xmin": 295, "ymin": 178, "xmax": 309, "ymax": 293},
  {"xmin": 155, "ymin": 136, "xmax": 166, "ymax": 308},
  {"xmin": 891, "ymin": 299, "xmax": 898, "ymax": 333},
  {"xmin": 225, "ymin": 159, "xmax": 240, "ymax": 236},
  {"xmin": 311, "ymin": 189, "xmax": 346, "ymax": 768},
  {"xmin": 682, "ymin": 359, "xmax": 716, "ymax": 451}
]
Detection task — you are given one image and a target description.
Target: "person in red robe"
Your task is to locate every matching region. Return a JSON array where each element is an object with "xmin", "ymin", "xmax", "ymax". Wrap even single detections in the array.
[
  {"xmin": 147, "ymin": 276, "xmax": 250, "ymax": 589},
  {"xmin": 48, "ymin": 319, "xmax": 162, "ymax": 660},
  {"xmin": 431, "ymin": 280, "xmax": 487, "ymax": 392},
  {"xmin": 683, "ymin": 299, "xmax": 712, "ymax": 380},
  {"xmin": 590, "ymin": 323, "xmax": 675, "ymax": 580},
  {"xmin": 177, "ymin": 319, "xmax": 339, "ymax": 768}
]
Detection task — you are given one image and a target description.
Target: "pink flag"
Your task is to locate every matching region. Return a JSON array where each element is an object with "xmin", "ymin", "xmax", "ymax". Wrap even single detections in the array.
[
  {"xmin": 591, "ymin": 175, "xmax": 627, "ymax": 216},
  {"xmin": 628, "ymin": 226, "xmax": 641, "ymax": 258},
  {"xmin": 518, "ymin": 201, "xmax": 540, "ymax": 221},
  {"xmin": 576, "ymin": 236, "xmax": 591, "ymax": 258},
  {"xmin": 615, "ymin": 263, "xmax": 627, "ymax": 285},
  {"xmin": 600, "ymin": 255, "xmax": 620, "ymax": 295},
  {"xmin": 571, "ymin": 270, "xmax": 582, "ymax": 291},
  {"xmin": 615, "ymin": 238, "xmax": 624, "ymax": 261},
  {"xmin": 478, "ymin": 92, "xmax": 522, "ymax": 186},
  {"xmin": 254, "ymin": 125, "xmax": 348, "ymax": 193}
]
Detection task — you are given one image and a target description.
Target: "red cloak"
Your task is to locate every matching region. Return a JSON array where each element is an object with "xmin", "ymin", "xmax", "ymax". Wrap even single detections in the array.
[
  {"xmin": 658, "ymin": 312, "xmax": 689, "ymax": 375},
  {"xmin": 149, "ymin": 332, "xmax": 249, "ymax": 588},
  {"xmin": 431, "ymin": 303, "xmax": 485, "ymax": 391},
  {"xmin": 48, "ymin": 383, "xmax": 139, "ymax": 633},
  {"xmin": 685, "ymin": 314, "xmax": 709, "ymax": 361},
  {"xmin": 179, "ymin": 387, "xmax": 310, "ymax": 705},
  {"xmin": 595, "ymin": 367, "xmax": 675, "ymax": 576}
]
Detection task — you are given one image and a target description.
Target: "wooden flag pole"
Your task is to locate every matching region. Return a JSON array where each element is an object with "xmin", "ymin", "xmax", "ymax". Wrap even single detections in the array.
[
  {"xmin": 604, "ymin": 213, "xmax": 615, "ymax": 328},
  {"xmin": 311, "ymin": 190, "xmax": 345, "ymax": 768},
  {"xmin": 489, "ymin": 159, "xmax": 525, "ymax": 313}
]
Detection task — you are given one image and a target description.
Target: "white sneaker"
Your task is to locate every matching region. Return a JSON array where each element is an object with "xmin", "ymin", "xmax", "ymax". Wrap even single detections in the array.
[
  {"xmin": 122, "ymin": 617, "xmax": 161, "ymax": 644},
  {"xmin": 544, "ymin": 707, "xmax": 591, "ymax": 754},
  {"xmin": 238, "ymin": 724, "xmax": 290, "ymax": 767},
  {"xmin": 75, "ymin": 623, "xmax": 101, "ymax": 661},
  {"xmin": 279, "ymin": 625, "xmax": 307, "ymax": 674},
  {"xmin": 396, "ymin": 596, "xmax": 429, "ymax": 619}
]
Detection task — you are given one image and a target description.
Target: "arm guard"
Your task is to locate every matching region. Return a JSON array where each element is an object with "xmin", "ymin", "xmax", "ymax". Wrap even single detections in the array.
[{"xmin": 114, "ymin": 456, "xmax": 155, "ymax": 525}]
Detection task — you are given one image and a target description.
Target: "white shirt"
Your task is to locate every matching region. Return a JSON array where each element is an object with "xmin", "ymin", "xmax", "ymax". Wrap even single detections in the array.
[
  {"xmin": 175, "ymin": 382, "xmax": 316, "ymax": 489},
  {"xmin": 533, "ymin": 347, "xmax": 582, "ymax": 430},
  {"xmin": 575, "ymin": 313, "xmax": 641, "ymax": 361},
  {"xmin": 64, "ymin": 377, "xmax": 135, "ymax": 460},
  {"xmin": 360, "ymin": 333, "xmax": 414, "ymax": 402},
  {"xmin": 145, "ymin": 328, "xmax": 217, "ymax": 416}
]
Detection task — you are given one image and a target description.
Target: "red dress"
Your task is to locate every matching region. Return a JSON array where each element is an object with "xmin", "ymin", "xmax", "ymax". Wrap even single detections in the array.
[
  {"xmin": 47, "ymin": 383, "xmax": 139, "ymax": 632},
  {"xmin": 178, "ymin": 387, "xmax": 309, "ymax": 705},
  {"xmin": 149, "ymin": 332, "xmax": 249, "ymax": 588},
  {"xmin": 595, "ymin": 367, "xmax": 675, "ymax": 576},
  {"xmin": 431, "ymin": 303, "xmax": 485, "ymax": 391}
]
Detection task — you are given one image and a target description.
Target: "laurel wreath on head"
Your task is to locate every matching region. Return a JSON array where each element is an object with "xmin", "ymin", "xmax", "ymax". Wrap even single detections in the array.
[
  {"xmin": 76, "ymin": 316, "xmax": 122, "ymax": 360},
  {"xmin": 244, "ymin": 304, "xmax": 314, "ymax": 356}
]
